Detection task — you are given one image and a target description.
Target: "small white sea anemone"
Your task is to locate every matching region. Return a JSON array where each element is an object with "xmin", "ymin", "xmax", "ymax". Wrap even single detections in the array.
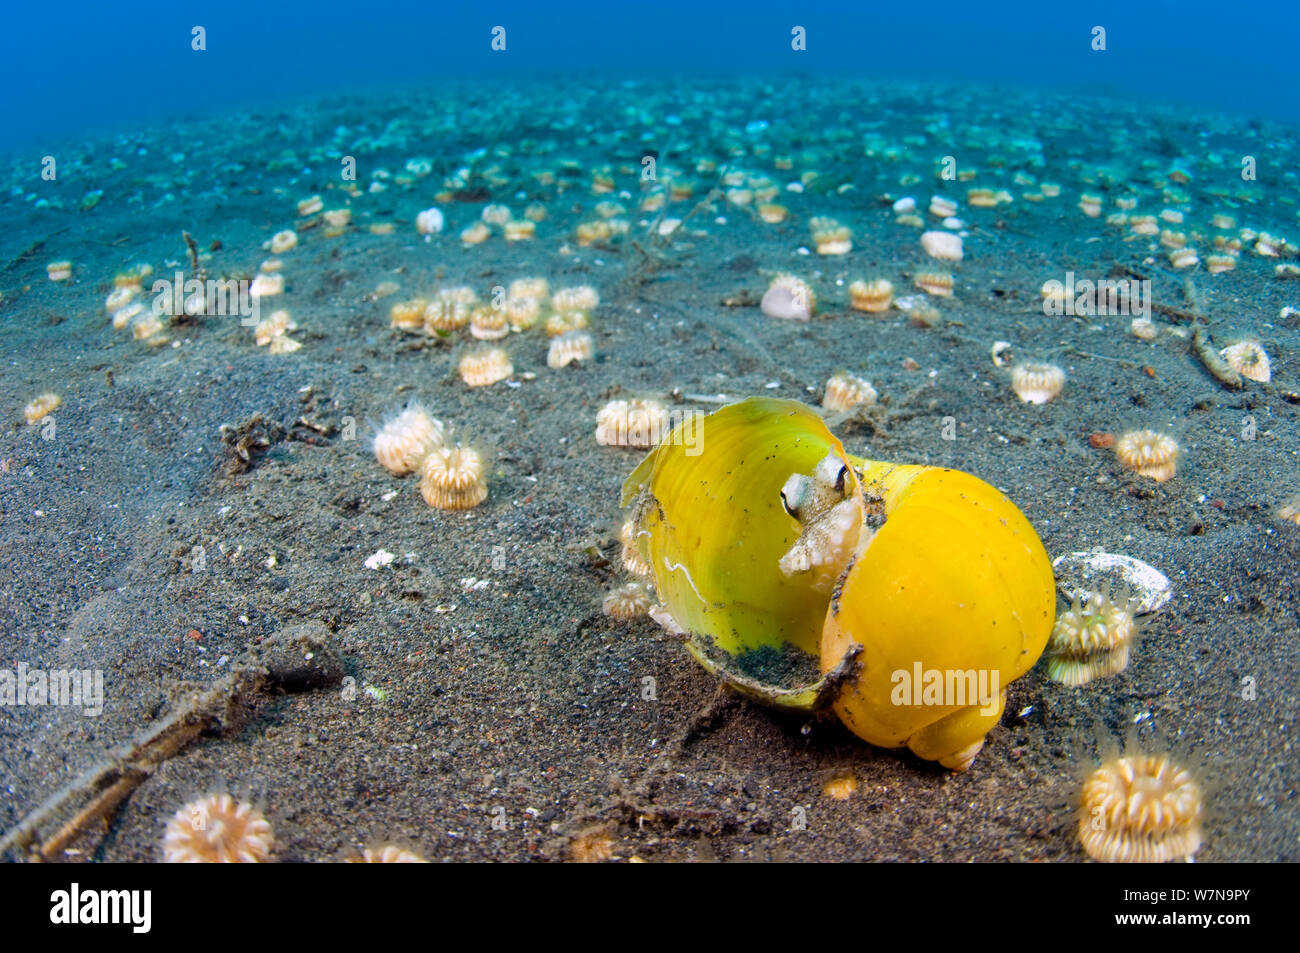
[
  {"xmin": 269, "ymin": 230, "xmax": 298, "ymax": 254},
  {"xmin": 1115, "ymin": 429, "xmax": 1179, "ymax": 482},
  {"xmin": 1077, "ymin": 744, "xmax": 1204, "ymax": 863},
  {"xmin": 504, "ymin": 295, "xmax": 541, "ymax": 332},
  {"xmin": 821, "ymin": 373, "xmax": 877, "ymax": 412},
  {"xmin": 1130, "ymin": 317, "xmax": 1158, "ymax": 340},
  {"xmin": 809, "ymin": 217, "xmax": 852, "ymax": 255},
  {"xmin": 551, "ymin": 285, "xmax": 599, "ymax": 312},
  {"xmin": 1045, "ymin": 589, "xmax": 1140, "ymax": 686},
  {"xmin": 1219, "ymin": 341, "xmax": 1271, "ymax": 383},
  {"xmin": 469, "ymin": 307, "xmax": 509, "ymax": 341},
  {"xmin": 461, "ymin": 222, "xmax": 490, "ymax": 244},
  {"xmin": 928, "ymin": 195, "xmax": 957, "ymax": 218},
  {"xmin": 24, "ymin": 393, "xmax": 62, "ymax": 425},
  {"xmin": 545, "ymin": 310, "xmax": 588, "ymax": 337},
  {"xmin": 547, "ymin": 331, "xmax": 594, "ymax": 369},
  {"xmin": 420, "ymin": 444, "xmax": 489, "ymax": 510},
  {"xmin": 504, "ymin": 220, "xmax": 536, "ymax": 241},
  {"xmin": 1010, "ymin": 362, "xmax": 1065, "ymax": 404},
  {"xmin": 163, "ymin": 793, "xmax": 273, "ymax": 863},
  {"xmin": 481, "ymin": 204, "xmax": 512, "ymax": 226},
  {"xmin": 416, "ymin": 207, "xmax": 445, "ymax": 234},
  {"xmin": 254, "ymin": 309, "xmax": 297, "ymax": 347},
  {"xmin": 250, "ymin": 273, "xmax": 283, "ymax": 298},
  {"xmin": 458, "ymin": 347, "xmax": 513, "ymax": 387},
  {"xmin": 508, "ymin": 277, "xmax": 549, "ymax": 301},
  {"xmin": 350, "ymin": 845, "xmax": 428, "ymax": 863},
  {"xmin": 105, "ymin": 286, "xmax": 136, "ymax": 312},
  {"xmin": 620, "ymin": 517, "xmax": 651, "ymax": 577},
  {"xmin": 913, "ymin": 271, "xmax": 953, "ymax": 296},
  {"xmin": 595, "ymin": 399, "xmax": 670, "ymax": 448},
  {"xmin": 848, "ymin": 279, "xmax": 893, "ymax": 314},
  {"xmin": 920, "ymin": 230, "xmax": 963, "ymax": 261},
  {"xmin": 373, "ymin": 402, "xmax": 446, "ymax": 475},
  {"xmin": 602, "ymin": 582, "xmax": 653, "ymax": 620}
]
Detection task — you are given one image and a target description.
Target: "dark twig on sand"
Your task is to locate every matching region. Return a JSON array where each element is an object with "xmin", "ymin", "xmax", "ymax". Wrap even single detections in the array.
[
  {"xmin": 182, "ymin": 230, "xmax": 206, "ymax": 282},
  {"xmin": 624, "ymin": 185, "xmax": 724, "ymax": 288},
  {"xmin": 1130, "ymin": 263, "xmax": 1242, "ymax": 389},
  {"xmin": 0, "ymin": 665, "xmax": 268, "ymax": 861},
  {"xmin": 1150, "ymin": 301, "xmax": 1200, "ymax": 325},
  {"xmin": 1, "ymin": 621, "xmax": 343, "ymax": 861},
  {"xmin": 1182, "ymin": 276, "xmax": 1244, "ymax": 390},
  {"xmin": 1112, "ymin": 263, "xmax": 1199, "ymax": 326},
  {"xmin": 1191, "ymin": 323, "xmax": 1243, "ymax": 389},
  {"xmin": 3, "ymin": 229, "xmax": 70, "ymax": 273}
]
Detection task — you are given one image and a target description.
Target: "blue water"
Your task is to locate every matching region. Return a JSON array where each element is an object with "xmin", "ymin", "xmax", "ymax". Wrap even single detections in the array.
[{"xmin": 3, "ymin": 0, "xmax": 1298, "ymax": 151}]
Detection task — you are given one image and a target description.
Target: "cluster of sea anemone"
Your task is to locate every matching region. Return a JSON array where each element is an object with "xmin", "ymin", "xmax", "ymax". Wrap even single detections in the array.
[
  {"xmin": 594, "ymin": 398, "xmax": 671, "ymax": 449},
  {"xmin": 389, "ymin": 279, "xmax": 597, "ymax": 380},
  {"xmin": 80, "ymin": 91, "xmax": 1285, "ymax": 868},
  {"xmin": 1042, "ymin": 562, "xmax": 1203, "ymax": 861},
  {"xmin": 102, "ymin": 263, "xmax": 168, "ymax": 344},
  {"xmin": 599, "ymin": 509, "xmax": 661, "ymax": 623},
  {"xmin": 372, "ymin": 401, "xmax": 487, "ymax": 510}
]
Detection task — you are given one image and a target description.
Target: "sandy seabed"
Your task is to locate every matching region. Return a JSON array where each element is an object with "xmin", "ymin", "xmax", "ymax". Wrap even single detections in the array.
[{"xmin": 1, "ymin": 76, "xmax": 1297, "ymax": 862}]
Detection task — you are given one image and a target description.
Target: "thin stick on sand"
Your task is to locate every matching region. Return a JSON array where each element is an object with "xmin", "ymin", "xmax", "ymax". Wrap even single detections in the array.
[
  {"xmin": 0, "ymin": 665, "xmax": 267, "ymax": 861},
  {"xmin": 182, "ymin": 230, "xmax": 206, "ymax": 282},
  {"xmin": 1182, "ymin": 276, "xmax": 1244, "ymax": 389}
]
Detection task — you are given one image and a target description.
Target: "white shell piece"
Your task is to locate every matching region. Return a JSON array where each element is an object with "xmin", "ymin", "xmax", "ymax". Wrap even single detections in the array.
[
  {"xmin": 649, "ymin": 603, "xmax": 684, "ymax": 636},
  {"xmin": 1052, "ymin": 551, "xmax": 1172, "ymax": 615}
]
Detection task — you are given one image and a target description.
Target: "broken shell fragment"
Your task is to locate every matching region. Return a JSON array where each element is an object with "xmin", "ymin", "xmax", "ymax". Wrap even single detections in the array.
[
  {"xmin": 1051, "ymin": 551, "xmax": 1172, "ymax": 616},
  {"xmin": 762, "ymin": 274, "xmax": 816, "ymax": 320}
]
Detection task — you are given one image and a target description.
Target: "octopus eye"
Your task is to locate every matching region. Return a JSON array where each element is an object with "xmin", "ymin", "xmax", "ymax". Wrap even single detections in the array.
[
  {"xmin": 780, "ymin": 474, "xmax": 811, "ymax": 519},
  {"xmin": 782, "ymin": 454, "xmax": 852, "ymax": 523},
  {"xmin": 811, "ymin": 452, "xmax": 849, "ymax": 497}
]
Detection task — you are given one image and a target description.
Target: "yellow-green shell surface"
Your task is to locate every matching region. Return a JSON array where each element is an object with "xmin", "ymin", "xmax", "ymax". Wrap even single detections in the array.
[
  {"xmin": 622, "ymin": 397, "xmax": 1056, "ymax": 767},
  {"xmin": 621, "ymin": 398, "xmax": 857, "ymax": 705},
  {"xmin": 823, "ymin": 461, "xmax": 1055, "ymax": 766}
]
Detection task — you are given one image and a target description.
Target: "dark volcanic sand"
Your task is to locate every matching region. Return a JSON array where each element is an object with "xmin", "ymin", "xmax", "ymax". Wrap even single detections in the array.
[{"xmin": 1, "ymin": 77, "xmax": 1297, "ymax": 862}]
